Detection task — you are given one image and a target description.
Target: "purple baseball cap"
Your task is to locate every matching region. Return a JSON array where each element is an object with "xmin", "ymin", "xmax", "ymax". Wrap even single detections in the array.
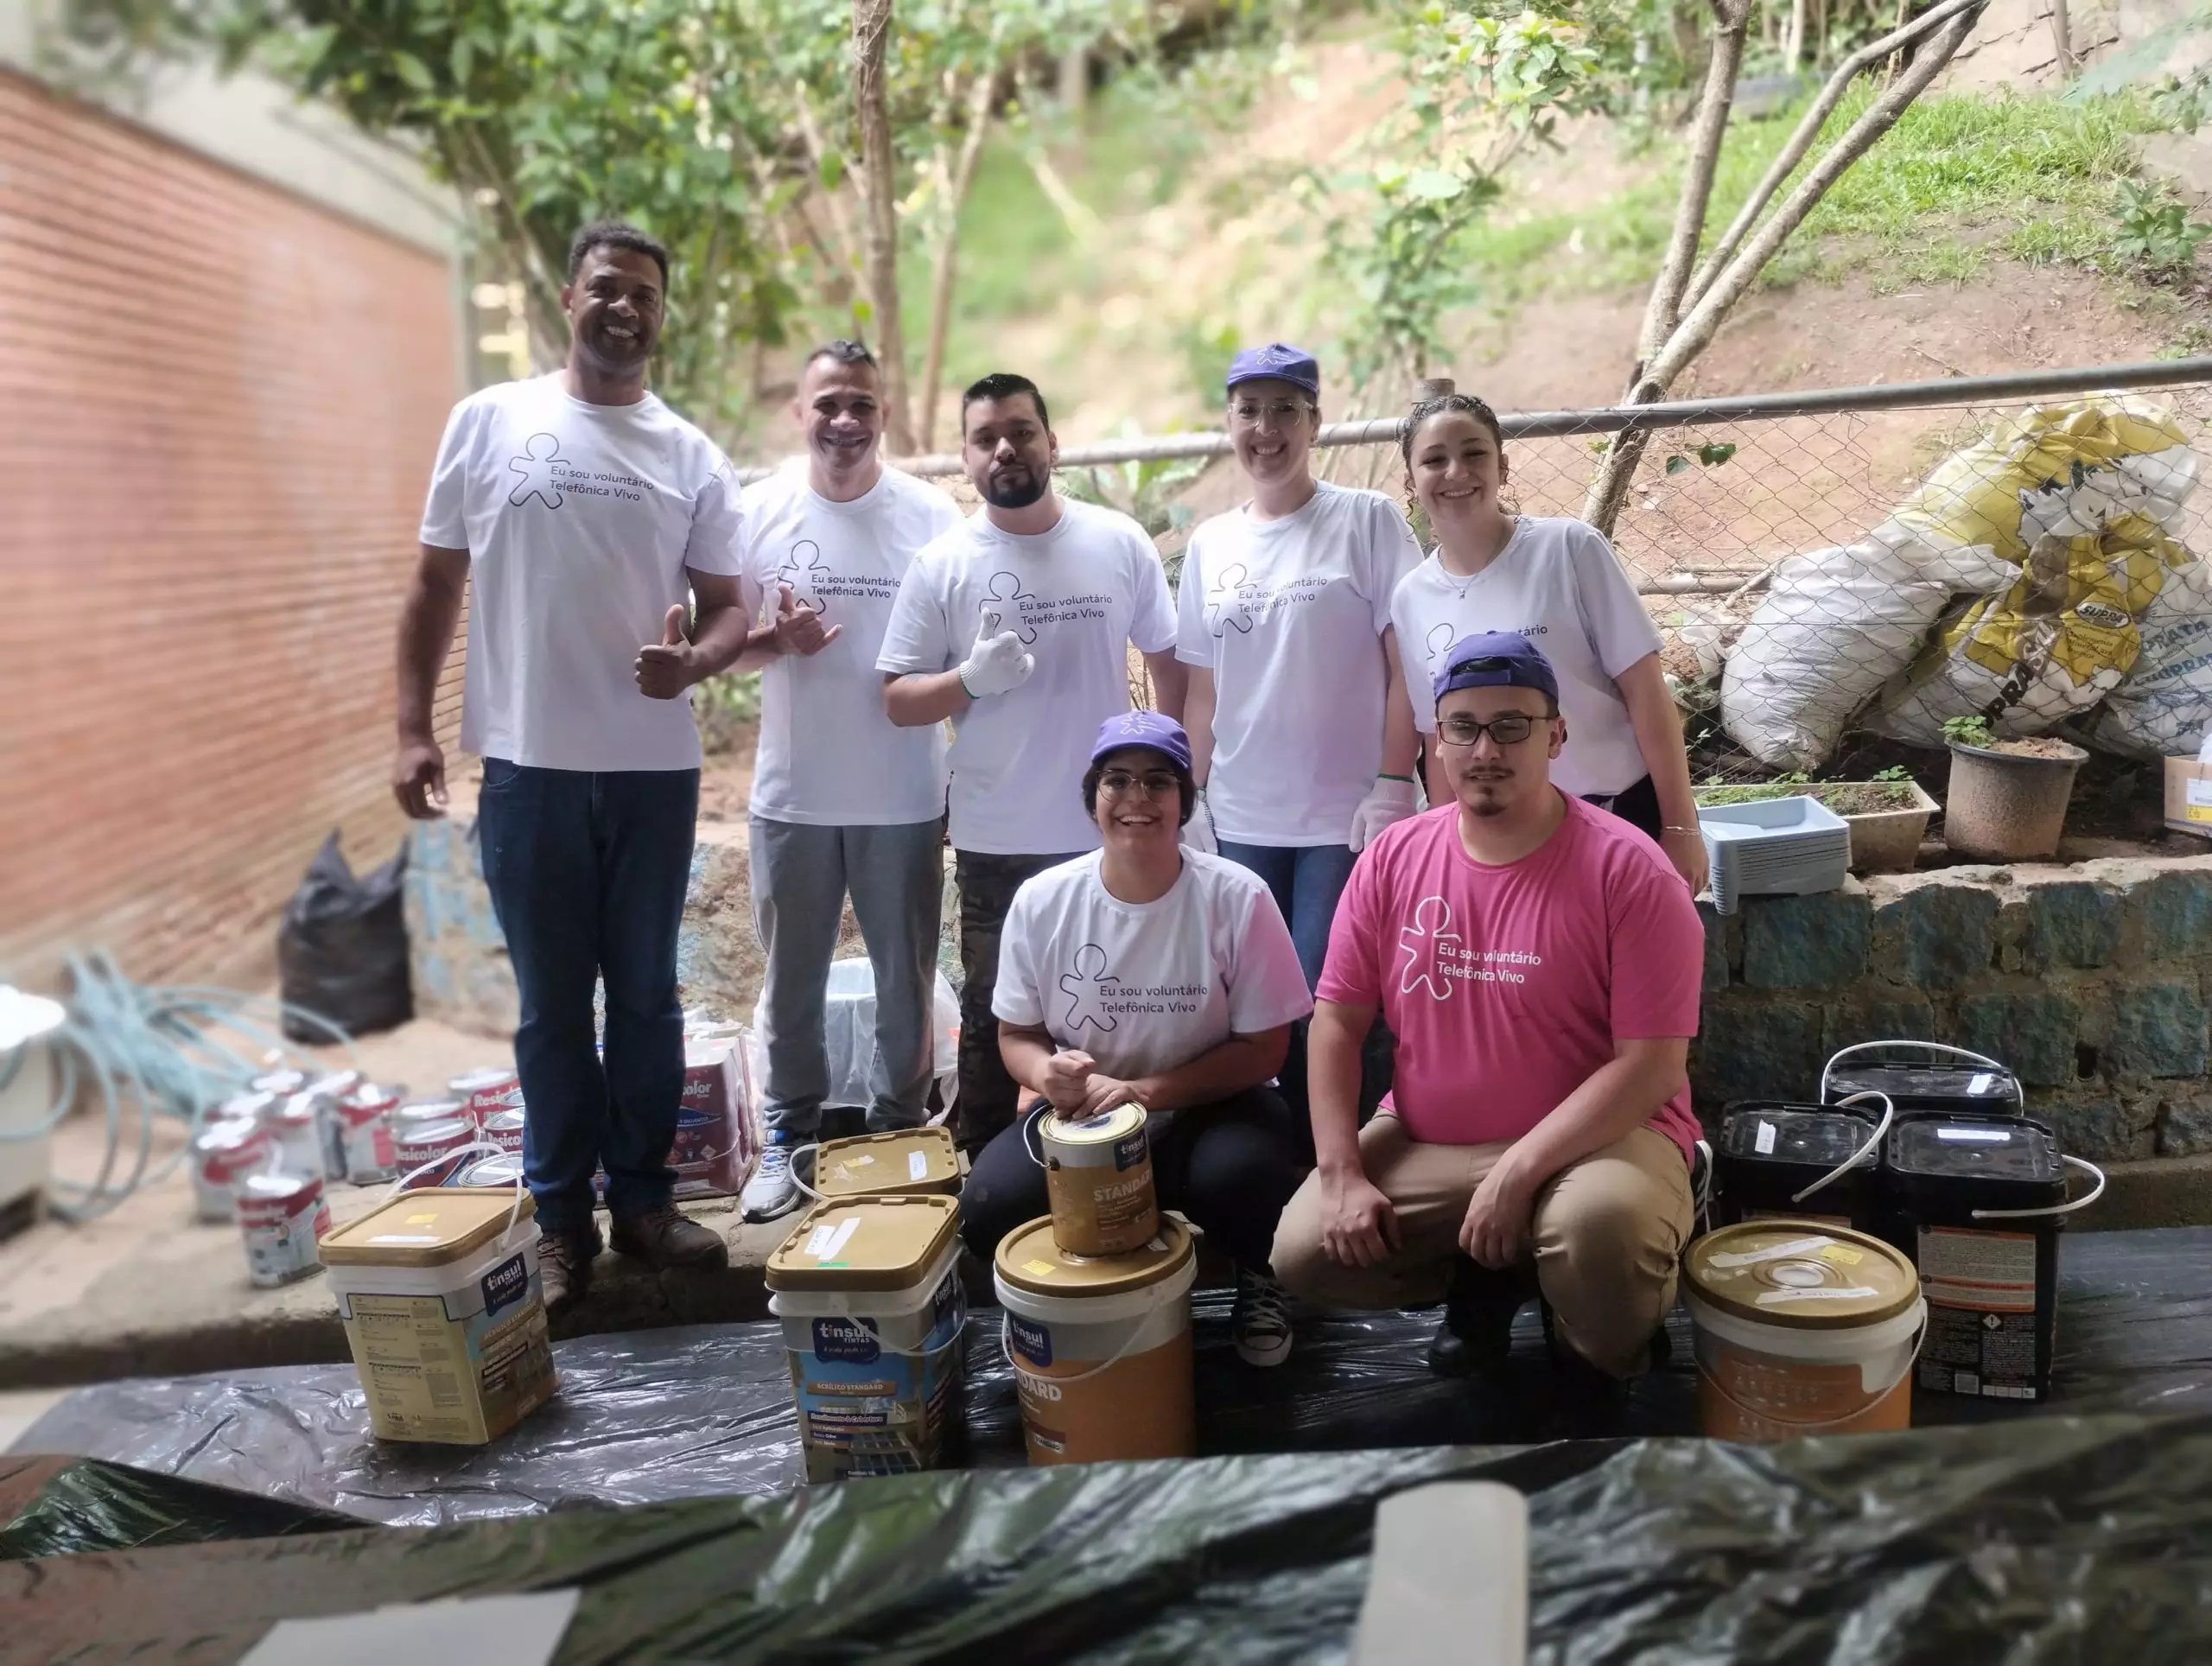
[
  {"xmin": 1433, "ymin": 632, "xmax": 1560, "ymax": 708},
  {"xmin": 1090, "ymin": 710, "xmax": 1194, "ymax": 773},
  {"xmin": 1226, "ymin": 342, "xmax": 1320, "ymax": 397}
]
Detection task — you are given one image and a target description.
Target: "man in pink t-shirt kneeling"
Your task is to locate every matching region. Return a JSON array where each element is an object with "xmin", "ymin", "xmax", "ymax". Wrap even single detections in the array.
[{"xmin": 1271, "ymin": 632, "xmax": 1703, "ymax": 1406}]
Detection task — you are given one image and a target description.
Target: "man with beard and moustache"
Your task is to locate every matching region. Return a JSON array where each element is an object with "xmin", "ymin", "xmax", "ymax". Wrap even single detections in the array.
[
  {"xmin": 395, "ymin": 220, "xmax": 745, "ymax": 1313},
  {"xmin": 733, "ymin": 340, "xmax": 962, "ymax": 1221},
  {"xmin": 878, "ymin": 372, "xmax": 1185, "ymax": 1153},
  {"xmin": 1268, "ymin": 633, "xmax": 1704, "ymax": 1430}
]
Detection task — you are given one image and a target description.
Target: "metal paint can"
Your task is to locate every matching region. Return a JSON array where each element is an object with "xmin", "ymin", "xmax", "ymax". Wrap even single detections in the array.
[
  {"xmin": 394, "ymin": 1116, "xmax": 478, "ymax": 1190},
  {"xmin": 1032, "ymin": 1104, "xmax": 1157, "ymax": 1257},
  {"xmin": 190, "ymin": 1119, "xmax": 271, "ymax": 1224},
  {"xmin": 449, "ymin": 1068, "xmax": 522, "ymax": 1126},
  {"xmin": 480, "ymin": 1106, "xmax": 526, "ymax": 1156},
  {"xmin": 258, "ymin": 1092, "xmax": 327, "ymax": 1178},
  {"xmin": 335, "ymin": 1083, "xmax": 404, "ymax": 1185},
  {"xmin": 234, "ymin": 1170, "xmax": 331, "ymax": 1288},
  {"xmin": 460, "ymin": 1152, "xmax": 527, "ymax": 1189},
  {"xmin": 391, "ymin": 1099, "xmax": 468, "ymax": 1143}
]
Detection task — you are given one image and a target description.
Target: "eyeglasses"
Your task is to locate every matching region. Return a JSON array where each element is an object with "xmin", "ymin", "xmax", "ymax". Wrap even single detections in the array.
[
  {"xmin": 1097, "ymin": 770, "xmax": 1183, "ymax": 800},
  {"xmin": 1436, "ymin": 713, "xmax": 1542, "ymax": 748},
  {"xmin": 1229, "ymin": 399, "xmax": 1315, "ymax": 427}
]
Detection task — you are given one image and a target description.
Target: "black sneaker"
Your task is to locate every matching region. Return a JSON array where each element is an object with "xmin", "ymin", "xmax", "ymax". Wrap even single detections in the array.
[
  {"xmin": 1427, "ymin": 1257, "xmax": 1535, "ymax": 1380},
  {"xmin": 1231, "ymin": 1265, "xmax": 1294, "ymax": 1367}
]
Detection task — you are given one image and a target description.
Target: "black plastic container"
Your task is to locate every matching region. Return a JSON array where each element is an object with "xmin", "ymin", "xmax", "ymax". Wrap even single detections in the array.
[
  {"xmin": 1823, "ymin": 1059, "xmax": 2022, "ymax": 1118},
  {"xmin": 1880, "ymin": 1111, "xmax": 2068, "ymax": 1402},
  {"xmin": 1713, "ymin": 1101, "xmax": 1883, "ymax": 1233}
]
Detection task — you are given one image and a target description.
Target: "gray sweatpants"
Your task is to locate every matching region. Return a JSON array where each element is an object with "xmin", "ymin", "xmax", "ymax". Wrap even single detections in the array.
[{"xmin": 749, "ymin": 815, "xmax": 944, "ymax": 1136}]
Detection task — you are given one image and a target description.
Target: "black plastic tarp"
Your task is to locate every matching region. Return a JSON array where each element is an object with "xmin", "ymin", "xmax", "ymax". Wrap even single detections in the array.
[
  {"xmin": 11, "ymin": 1415, "xmax": 2212, "ymax": 1663},
  {"xmin": 0, "ymin": 1455, "xmax": 349, "ymax": 1561},
  {"xmin": 22, "ymin": 1226, "xmax": 2212, "ymax": 1531}
]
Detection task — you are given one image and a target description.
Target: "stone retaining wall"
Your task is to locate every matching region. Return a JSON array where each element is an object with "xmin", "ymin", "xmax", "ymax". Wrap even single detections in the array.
[{"xmin": 1694, "ymin": 855, "xmax": 2212, "ymax": 1161}]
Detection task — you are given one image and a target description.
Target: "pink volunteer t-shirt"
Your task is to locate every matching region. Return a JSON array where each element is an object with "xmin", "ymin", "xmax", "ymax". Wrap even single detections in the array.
[{"xmin": 1317, "ymin": 794, "xmax": 1704, "ymax": 1164}]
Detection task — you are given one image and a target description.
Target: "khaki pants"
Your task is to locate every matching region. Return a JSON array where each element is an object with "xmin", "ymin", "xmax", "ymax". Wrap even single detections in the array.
[{"xmin": 1271, "ymin": 1116, "xmax": 1694, "ymax": 1379}]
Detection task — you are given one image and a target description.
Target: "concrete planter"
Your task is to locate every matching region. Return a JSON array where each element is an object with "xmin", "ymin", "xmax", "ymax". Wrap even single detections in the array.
[
  {"xmin": 1839, "ymin": 780, "xmax": 1941, "ymax": 874},
  {"xmin": 1944, "ymin": 740, "xmax": 2088, "ymax": 862}
]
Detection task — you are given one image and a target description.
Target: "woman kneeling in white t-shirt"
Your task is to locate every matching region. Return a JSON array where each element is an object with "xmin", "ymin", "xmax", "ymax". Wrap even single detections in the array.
[
  {"xmin": 958, "ymin": 710, "xmax": 1318, "ymax": 1367},
  {"xmin": 1390, "ymin": 392, "xmax": 1708, "ymax": 893}
]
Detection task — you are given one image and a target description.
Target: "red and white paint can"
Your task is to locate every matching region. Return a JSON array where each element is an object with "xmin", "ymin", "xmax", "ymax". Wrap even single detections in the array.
[
  {"xmin": 191, "ymin": 1119, "xmax": 271, "ymax": 1224},
  {"xmin": 334, "ymin": 1083, "xmax": 404, "ymax": 1184},
  {"xmin": 234, "ymin": 1170, "xmax": 331, "ymax": 1288},
  {"xmin": 449, "ymin": 1068, "xmax": 521, "ymax": 1127},
  {"xmin": 394, "ymin": 1116, "xmax": 477, "ymax": 1190},
  {"xmin": 258, "ymin": 1093, "xmax": 327, "ymax": 1178},
  {"xmin": 480, "ymin": 1106, "xmax": 526, "ymax": 1157}
]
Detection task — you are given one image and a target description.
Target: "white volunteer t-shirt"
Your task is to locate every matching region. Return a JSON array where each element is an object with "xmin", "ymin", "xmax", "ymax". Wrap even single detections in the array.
[
  {"xmin": 1175, "ymin": 482, "xmax": 1422, "ymax": 846},
  {"xmin": 1389, "ymin": 516, "xmax": 1663, "ymax": 798},
  {"xmin": 740, "ymin": 465, "xmax": 961, "ymax": 825},
  {"xmin": 876, "ymin": 499, "xmax": 1178, "ymax": 855},
  {"xmin": 993, "ymin": 850, "xmax": 1314, "ymax": 1082},
  {"xmin": 418, "ymin": 373, "xmax": 744, "ymax": 773}
]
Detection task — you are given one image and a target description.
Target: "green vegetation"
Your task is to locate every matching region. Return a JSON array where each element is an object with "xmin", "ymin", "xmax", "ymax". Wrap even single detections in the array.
[
  {"xmin": 1461, "ymin": 88, "xmax": 2160, "ymax": 306},
  {"xmin": 1942, "ymin": 714, "xmax": 1994, "ymax": 747},
  {"xmin": 1694, "ymin": 779, "xmax": 1924, "ymax": 813}
]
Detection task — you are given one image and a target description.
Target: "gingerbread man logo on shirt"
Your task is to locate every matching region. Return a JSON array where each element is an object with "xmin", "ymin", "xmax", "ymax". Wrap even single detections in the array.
[
  {"xmin": 982, "ymin": 571, "xmax": 1039, "ymax": 644},
  {"xmin": 507, "ymin": 434, "xmax": 566, "ymax": 509},
  {"xmin": 778, "ymin": 540, "xmax": 832, "ymax": 616},
  {"xmin": 1206, "ymin": 563, "xmax": 1262, "ymax": 637},
  {"xmin": 1059, "ymin": 944, "xmax": 1122, "ymax": 1033},
  {"xmin": 1425, "ymin": 622, "xmax": 1457, "ymax": 673},
  {"xmin": 1396, "ymin": 897, "xmax": 1463, "ymax": 1001}
]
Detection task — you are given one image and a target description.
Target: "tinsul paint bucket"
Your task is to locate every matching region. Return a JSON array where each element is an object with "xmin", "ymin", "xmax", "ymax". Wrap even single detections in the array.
[
  {"xmin": 1880, "ymin": 1111, "xmax": 2103, "ymax": 1402},
  {"xmin": 321, "ymin": 1184, "xmax": 557, "ymax": 1445},
  {"xmin": 190, "ymin": 1119, "xmax": 270, "ymax": 1224},
  {"xmin": 766, "ymin": 1195, "xmax": 965, "ymax": 1483},
  {"xmin": 1713, "ymin": 1096, "xmax": 1889, "ymax": 1234},
  {"xmin": 1684, "ymin": 1221, "xmax": 1925, "ymax": 1441},
  {"xmin": 1821, "ymin": 1040, "xmax": 2023, "ymax": 1119},
  {"xmin": 816, "ymin": 1127, "xmax": 962, "ymax": 1201},
  {"xmin": 994, "ymin": 1214, "xmax": 1196, "ymax": 1466},
  {"xmin": 1027, "ymin": 1103, "xmax": 1157, "ymax": 1256}
]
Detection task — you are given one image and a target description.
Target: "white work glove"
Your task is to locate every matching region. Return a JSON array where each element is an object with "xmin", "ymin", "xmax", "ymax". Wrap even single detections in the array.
[
  {"xmin": 1181, "ymin": 787, "xmax": 1219, "ymax": 853},
  {"xmin": 1349, "ymin": 776, "xmax": 1420, "ymax": 853},
  {"xmin": 957, "ymin": 622, "xmax": 1035, "ymax": 700}
]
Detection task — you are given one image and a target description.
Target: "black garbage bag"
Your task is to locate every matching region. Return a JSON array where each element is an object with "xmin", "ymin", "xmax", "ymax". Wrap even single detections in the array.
[
  {"xmin": 276, "ymin": 833, "xmax": 411, "ymax": 1042},
  {"xmin": 0, "ymin": 1456, "xmax": 352, "ymax": 1561}
]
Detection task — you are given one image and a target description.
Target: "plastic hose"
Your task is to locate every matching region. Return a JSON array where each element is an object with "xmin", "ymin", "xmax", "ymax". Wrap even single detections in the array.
[{"xmin": 0, "ymin": 951, "xmax": 358, "ymax": 1224}]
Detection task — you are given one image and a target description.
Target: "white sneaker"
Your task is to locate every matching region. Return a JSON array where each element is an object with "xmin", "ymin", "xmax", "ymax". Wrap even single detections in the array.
[
  {"xmin": 742, "ymin": 1142, "xmax": 805, "ymax": 1221},
  {"xmin": 1232, "ymin": 1265, "xmax": 1294, "ymax": 1367}
]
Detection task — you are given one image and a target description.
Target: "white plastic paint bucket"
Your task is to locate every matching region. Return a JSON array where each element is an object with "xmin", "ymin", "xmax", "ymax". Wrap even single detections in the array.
[
  {"xmin": 994, "ymin": 1215, "xmax": 1196, "ymax": 1465},
  {"xmin": 1027, "ymin": 1103, "xmax": 1157, "ymax": 1257},
  {"xmin": 1684, "ymin": 1220, "xmax": 1925, "ymax": 1440},
  {"xmin": 766, "ymin": 1195, "xmax": 965, "ymax": 1483}
]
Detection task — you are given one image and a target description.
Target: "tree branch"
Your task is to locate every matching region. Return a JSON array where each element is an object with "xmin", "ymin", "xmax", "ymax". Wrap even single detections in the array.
[
  {"xmin": 851, "ymin": 0, "xmax": 914, "ymax": 453},
  {"xmin": 1632, "ymin": 0, "xmax": 1753, "ymax": 380},
  {"xmin": 919, "ymin": 64, "xmax": 997, "ymax": 453},
  {"xmin": 1681, "ymin": 0, "xmax": 1985, "ymax": 315}
]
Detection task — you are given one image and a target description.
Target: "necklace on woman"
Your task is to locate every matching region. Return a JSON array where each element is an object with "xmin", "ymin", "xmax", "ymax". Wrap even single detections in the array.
[{"xmin": 1440, "ymin": 514, "xmax": 1517, "ymax": 599}]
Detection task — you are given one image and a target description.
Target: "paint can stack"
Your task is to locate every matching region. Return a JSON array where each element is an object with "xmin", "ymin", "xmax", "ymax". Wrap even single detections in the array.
[
  {"xmin": 390, "ymin": 1098, "xmax": 478, "ymax": 1190},
  {"xmin": 988, "ymin": 1103, "xmax": 1195, "ymax": 1467}
]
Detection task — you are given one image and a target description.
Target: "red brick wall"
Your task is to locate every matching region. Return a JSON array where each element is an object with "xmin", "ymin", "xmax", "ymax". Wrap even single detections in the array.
[{"xmin": 0, "ymin": 70, "xmax": 465, "ymax": 991}]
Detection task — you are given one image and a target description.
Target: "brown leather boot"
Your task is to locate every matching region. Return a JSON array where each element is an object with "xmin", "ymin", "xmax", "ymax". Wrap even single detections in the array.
[
  {"xmin": 610, "ymin": 1204, "xmax": 729, "ymax": 1270},
  {"xmin": 537, "ymin": 1224, "xmax": 601, "ymax": 1317}
]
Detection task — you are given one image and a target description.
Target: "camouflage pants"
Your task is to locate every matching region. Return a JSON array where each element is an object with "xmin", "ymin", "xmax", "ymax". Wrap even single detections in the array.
[{"xmin": 951, "ymin": 849, "xmax": 1086, "ymax": 1152}]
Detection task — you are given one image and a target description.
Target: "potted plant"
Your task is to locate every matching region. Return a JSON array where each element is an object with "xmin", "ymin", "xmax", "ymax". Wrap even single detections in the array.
[
  {"xmin": 1939, "ymin": 715, "xmax": 2088, "ymax": 862},
  {"xmin": 1692, "ymin": 767, "xmax": 1940, "ymax": 874}
]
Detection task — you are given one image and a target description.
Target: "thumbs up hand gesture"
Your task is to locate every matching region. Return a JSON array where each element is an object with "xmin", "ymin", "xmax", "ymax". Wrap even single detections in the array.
[
  {"xmin": 768, "ymin": 582, "xmax": 841, "ymax": 658},
  {"xmin": 957, "ymin": 620, "xmax": 1035, "ymax": 700},
  {"xmin": 635, "ymin": 604, "xmax": 702, "ymax": 699}
]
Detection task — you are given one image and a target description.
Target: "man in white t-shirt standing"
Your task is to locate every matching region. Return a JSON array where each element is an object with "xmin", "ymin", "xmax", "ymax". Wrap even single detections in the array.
[
  {"xmin": 733, "ymin": 340, "xmax": 961, "ymax": 1221},
  {"xmin": 879, "ymin": 372, "xmax": 1185, "ymax": 1153},
  {"xmin": 395, "ymin": 220, "xmax": 743, "ymax": 1313}
]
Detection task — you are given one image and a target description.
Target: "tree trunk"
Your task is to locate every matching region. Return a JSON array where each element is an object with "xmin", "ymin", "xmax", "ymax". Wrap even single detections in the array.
[
  {"xmin": 2049, "ymin": 0, "xmax": 2077, "ymax": 79},
  {"xmin": 1058, "ymin": 46, "xmax": 1089, "ymax": 111},
  {"xmin": 851, "ymin": 0, "xmax": 915, "ymax": 453},
  {"xmin": 918, "ymin": 67, "xmax": 997, "ymax": 454},
  {"xmin": 1633, "ymin": 0, "xmax": 1754, "ymax": 378},
  {"xmin": 1786, "ymin": 0, "xmax": 1807, "ymax": 65}
]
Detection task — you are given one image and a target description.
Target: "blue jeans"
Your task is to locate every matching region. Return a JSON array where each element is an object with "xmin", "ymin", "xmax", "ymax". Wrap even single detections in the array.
[
  {"xmin": 477, "ymin": 760, "xmax": 698, "ymax": 1232},
  {"xmin": 1217, "ymin": 840, "xmax": 1364, "ymax": 1132}
]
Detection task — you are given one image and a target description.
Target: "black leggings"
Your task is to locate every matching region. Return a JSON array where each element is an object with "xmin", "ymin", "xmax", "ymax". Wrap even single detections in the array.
[
  {"xmin": 1586, "ymin": 773, "xmax": 1662, "ymax": 842},
  {"xmin": 959, "ymin": 1086, "xmax": 1308, "ymax": 1275}
]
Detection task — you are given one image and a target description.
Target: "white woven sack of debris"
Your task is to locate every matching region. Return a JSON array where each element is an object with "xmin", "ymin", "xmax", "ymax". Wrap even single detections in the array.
[{"xmin": 2092, "ymin": 551, "xmax": 2212, "ymax": 757}]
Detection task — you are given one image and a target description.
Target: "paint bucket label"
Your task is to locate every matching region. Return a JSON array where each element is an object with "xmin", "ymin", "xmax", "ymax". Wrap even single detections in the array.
[
  {"xmin": 1693, "ymin": 1333, "xmax": 1914, "ymax": 1440},
  {"xmin": 481, "ymin": 1108, "xmax": 526, "ymax": 1156},
  {"xmin": 395, "ymin": 1118, "xmax": 477, "ymax": 1189},
  {"xmin": 1011, "ymin": 1319, "xmax": 1195, "ymax": 1464},
  {"xmin": 1008, "ymin": 1313, "xmax": 1052, "ymax": 1369},
  {"xmin": 782, "ymin": 1264, "xmax": 963, "ymax": 1483},
  {"xmin": 336, "ymin": 1245, "xmax": 556, "ymax": 1444},
  {"xmin": 235, "ymin": 1174, "xmax": 330, "ymax": 1288},
  {"xmin": 1915, "ymin": 1226, "xmax": 2043, "ymax": 1400},
  {"xmin": 450, "ymin": 1069, "xmax": 521, "ymax": 1125},
  {"xmin": 1041, "ymin": 1108, "xmax": 1158, "ymax": 1258}
]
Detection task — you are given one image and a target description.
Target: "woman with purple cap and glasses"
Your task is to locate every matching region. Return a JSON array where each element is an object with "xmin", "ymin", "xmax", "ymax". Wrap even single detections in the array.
[
  {"xmin": 1173, "ymin": 343, "xmax": 1426, "ymax": 1116},
  {"xmin": 958, "ymin": 712, "xmax": 1317, "ymax": 1367},
  {"xmin": 1389, "ymin": 391, "xmax": 1707, "ymax": 892}
]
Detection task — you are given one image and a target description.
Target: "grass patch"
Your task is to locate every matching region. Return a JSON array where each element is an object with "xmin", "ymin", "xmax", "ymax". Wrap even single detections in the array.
[{"xmin": 1462, "ymin": 87, "xmax": 2159, "ymax": 304}]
